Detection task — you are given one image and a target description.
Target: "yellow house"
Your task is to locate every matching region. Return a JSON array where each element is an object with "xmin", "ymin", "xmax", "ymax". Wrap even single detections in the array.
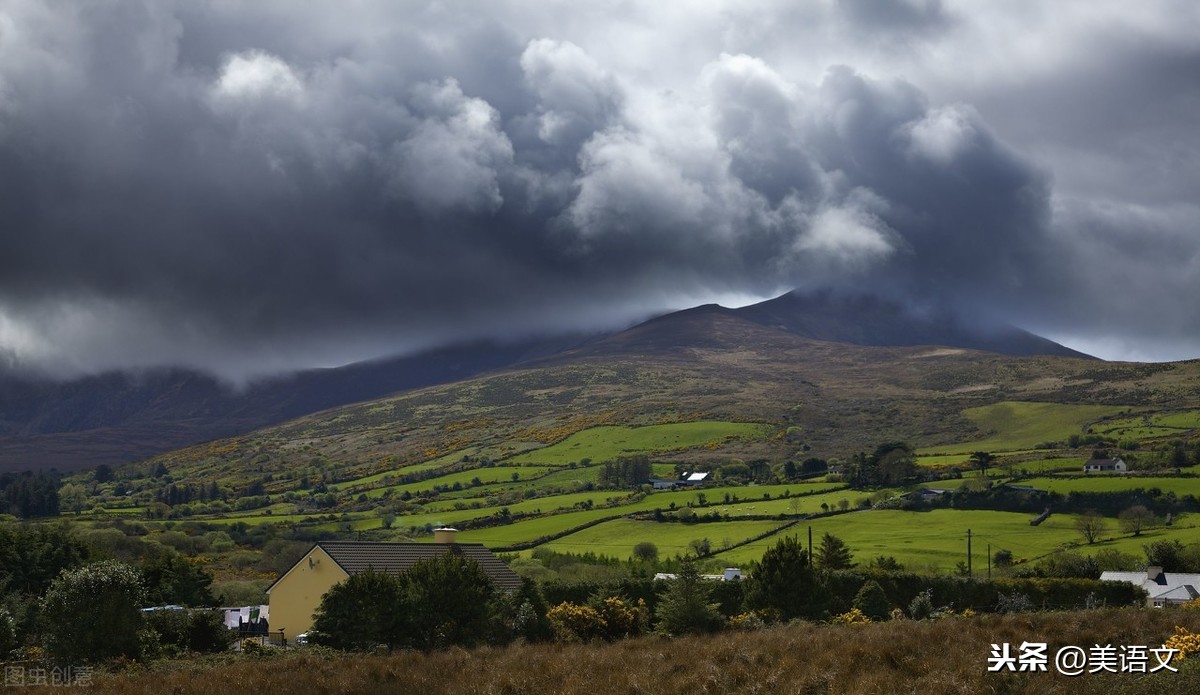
[{"xmin": 266, "ymin": 529, "xmax": 522, "ymax": 640}]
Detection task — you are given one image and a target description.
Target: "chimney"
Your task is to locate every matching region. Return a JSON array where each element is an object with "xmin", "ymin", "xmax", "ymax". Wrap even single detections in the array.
[{"xmin": 433, "ymin": 527, "xmax": 458, "ymax": 544}]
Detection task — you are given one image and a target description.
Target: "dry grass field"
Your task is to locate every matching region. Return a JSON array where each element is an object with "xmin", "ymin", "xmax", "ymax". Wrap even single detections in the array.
[{"xmin": 43, "ymin": 608, "xmax": 1200, "ymax": 695}]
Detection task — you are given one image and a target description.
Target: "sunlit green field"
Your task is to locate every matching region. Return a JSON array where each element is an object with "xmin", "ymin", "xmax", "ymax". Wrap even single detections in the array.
[
  {"xmin": 538, "ymin": 518, "xmax": 791, "ymax": 559},
  {"xmin": 1021, "ymin": 476, "xmax": 1200, "ymax": 495},
  {"xmin": 711, "ymin": 509, "xmax": 1097, "ymax": 570},
  {"xmin": 920, "ymin": 401, "xmax": 1131, "ymax": 454},
  {"xmin": 360, "ymin": 465, "xmax": 558, "ymax": 498},
  {"xmin": 1095, "ymin": 409, "xmax": 1200, "ymax": 440}
]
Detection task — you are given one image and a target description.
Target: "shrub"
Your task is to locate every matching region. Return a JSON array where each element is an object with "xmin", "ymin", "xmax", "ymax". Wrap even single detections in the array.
[
  {"xmin": 491, "ymin": 578, "xmax": 553, "ymax": 644},
  {"xmin": 547, "ymin": 596, "xmax": 647, "ymax": 643},
  {"xmin": 727, "ymin": 611, "xmax": 767, "ymax": 631},
  {"xmin": 852, "ymin": 580, "xmax": 892, "ymax": 621},
  {"xmin": 996, "ymin": 591, "xmax": 1035, "ymax": 614},
  {"xmin": 909, "ymin": 589, "xmax": 934, "ymax": 620},
  {"xmin": 546, "ymin": 602, "xmax": 606, "ymax": 643},
  {"xmin": 187, "ymin": 610, "xmax": 233, "ymax": 653},
  {"xmin": 311, "ymin": 568, "xmax": 409, "ymax": 651},
  {"xmin": 832, "ymin": 608, "xmax": 870, "ymax": 625},
  {"xmin": 0, "ymin": 606, "xmax": 16, "ymax": 656},
  {"xmin": 1166, "ymin": 626, "xmax": 1200, "ymax": 661},
  {"xmin": 41, "ymin": 560, "xmax": 148, "ymax": 664}
]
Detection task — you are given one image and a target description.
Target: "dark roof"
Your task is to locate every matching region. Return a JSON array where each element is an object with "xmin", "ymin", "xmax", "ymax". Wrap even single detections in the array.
[{"xmin": 313, "ymin": 541, "xmax": 523, "ymax": 593}]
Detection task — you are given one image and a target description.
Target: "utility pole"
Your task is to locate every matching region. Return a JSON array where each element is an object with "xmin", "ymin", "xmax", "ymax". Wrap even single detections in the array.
[
  {"xmin": 987, "ymin": 543, "xmax": 992, "ymax": 580},
  {"xmin": 808, "ymin": 526, "xmax": 813, "ymax": 565},
  {"xmin": 966, "ymin": 529, "xmax": 972, "ymax": 576}
]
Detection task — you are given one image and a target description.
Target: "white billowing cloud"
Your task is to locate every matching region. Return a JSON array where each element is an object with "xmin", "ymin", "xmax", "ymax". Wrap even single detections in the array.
[
  {"xmin": 905, "ymin": 104, "xmax": 978, "ymax": 164},
  {"xmin": 795, "ymin": 204, "xmax": 896, "ymax": 262},
  {"xmin": 520, "ymin": 38, "xmax": 621, "ymax": 146},
  {"xmin": 388, "ymin": 79, "xmax": 514, "ymax": 214},
  {"xmin": 211, "ymin": 50, "xmax": 305, "ymax": 104}
]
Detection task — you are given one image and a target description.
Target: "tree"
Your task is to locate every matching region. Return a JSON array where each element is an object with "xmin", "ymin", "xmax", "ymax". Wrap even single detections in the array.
[
  {"xmin": 405, "ymin": 553, "xmax": 497, "ymax": 649},
  {"xmin": 141, "ymin": 551, "xmax": 216, "ymax": 607},
  {"xmin": 743, "ymin": 535, "xmax": 828, "ymax": 621},
  {"xmin": 1144, "ymin": 540, "xmax": 1186, "ymax": 572},
  {"xmin": 41, "ymin": 560, "xmax": 148, "ymax": 664},
  {"xmin": 632, "ymin": 542, "xmax": 659, "ymax": 563},
  {"xmin": 58, "ymin": 483, "xmax": 88, "ymax": 515},
  {"xmin": 312, "ymin": 568, "xmax": 409, "ymax": 651},
  {"xmin": 1075, "ymin": 510, "xmax": 1107, "ymax": 544},
  {"xmin": 993, "ymin": 549, "xmax": 1014, "ymax": 568},
  {"xmin": 852, "ymin": 580, "xmax": 892, "ymax": 621},
  {"xmin": 655, "ymin": 561, "xmax": 723, "ymax": 636},
  {"xmin": 1119, "ymin": 505, "xmax": 1155, "ymax": 537},
  {"xmin": 490, "ymin": 578, "xmax": 552, "ymax": 644},
  {"xmin": 970, "ymin": 451, "xmax": 994, "ymax": 477},
  {"xmin": 0, "ymin": 524, "xmax": 88, "ymax": 595},
  {"xmin": 867, "ymin": 556, "xmax": 904, "ymax": 572},
  {"xmin": 783, "ymin": 460, "xmax": 798, "ymax": 480},
  {"xmin": 815, "ymin": 533, "xmax": 854, "ymax": 570},
  {"xmin": 94, "ymin": 464, "xmax": 115, "ymax": 484}
]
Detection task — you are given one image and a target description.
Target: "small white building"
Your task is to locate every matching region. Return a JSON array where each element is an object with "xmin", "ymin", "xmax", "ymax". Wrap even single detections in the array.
[
  {"xmin": 1083, "ymin": 457, "xmax": 1127, "ymax": 473},
  {"xmin": 1100, "ymin": 567, "xmax": 1200, "ymax": 607},
  {"xmin": 655, "ymin": 567, "xmax": 742, "ymax": 582}
]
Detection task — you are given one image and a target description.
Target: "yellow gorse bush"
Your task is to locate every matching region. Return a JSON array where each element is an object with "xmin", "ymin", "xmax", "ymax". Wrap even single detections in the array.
[
  {"xmin": 832, "ymin": 608, "xmax": 871, "ymax": 625},
  {"xmin": 1166, "ymin": 626, "xmax": 1200, "ymax": 660}
]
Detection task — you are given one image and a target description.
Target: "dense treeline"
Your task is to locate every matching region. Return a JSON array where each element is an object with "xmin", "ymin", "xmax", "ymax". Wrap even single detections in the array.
[
  {"xmin": 0, "ymin": 471, "xmax": 60, "ymax": 518},
  {"xmin": 598, "ymin": 455, "xmax": 653, "ymax": 487}
]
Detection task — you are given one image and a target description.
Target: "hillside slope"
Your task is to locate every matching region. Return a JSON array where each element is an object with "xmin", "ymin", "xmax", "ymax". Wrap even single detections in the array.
[{"xmin": 136, "ymin": 308, "xmax": 1199, "ymax": 494}]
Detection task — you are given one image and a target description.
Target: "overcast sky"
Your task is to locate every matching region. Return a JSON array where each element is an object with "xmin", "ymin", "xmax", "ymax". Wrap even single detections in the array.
[{"xmin": 1, "ymin": 0, "xmax": 1198, "ymax": 380}]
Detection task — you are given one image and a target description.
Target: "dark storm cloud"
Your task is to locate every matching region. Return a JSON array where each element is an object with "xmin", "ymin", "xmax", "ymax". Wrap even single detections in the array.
[{"xmin": 0, "ymin": 0, "xmax": 1197, "ymax": 376}]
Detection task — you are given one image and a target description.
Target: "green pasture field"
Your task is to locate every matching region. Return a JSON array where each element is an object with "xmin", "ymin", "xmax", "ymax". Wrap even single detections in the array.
[
  {"xmin": 538, "ymin": 518, "xmax": 791, "ymax": 559},
  {"xmin": 197, "ymin": 512, "xmax": 350, "ymax": 527},
  {"xmin": 360, "ymin": 466, "xmax": 558, "ymax": 499},
  {"xmin": 1012, "ymin": 457, "xmax": 1088, "ymax": 474},
  {"xmin": 1021, "ymin": 476, "xmax": 1200, "ymax": 496},
  {"xmin": 710, "ymin": 509, "xmax": 1095, "ymax": 571},
  {"xmin": 1095, "ymin": 409, "xmax": 1200, "ymax": 438},
  {"xmin": 700, "ymin": 489, "xmax": 878, "ymax": 518},
  {"xmin": 915, "ymin": 454, "xmax": 970, "ymax": 467},
  {"xmin": 448, "ymin": 483, "xmax": 843, "ymax": 547},
  {"xmin": 382, "ymin": 491, "xmax": 651, "ymax": 532},
  {"xmin": 1154, "ymin": 410, "xmax": 1200, "ymax": 428},
  {"xmin": 419, "ymin": 490, "xmax": 642, "ymax": 515},
  {"xmin": 510, "ymin": 421, "xmax": 770, "ymax": 464},
  {"xmin": 1075, "ymin": 516, "xmax": 1200, "ymax": 557},
  {"xmin": 920, "ymin": 401, "xmax": 1130, "ymax": 455}
]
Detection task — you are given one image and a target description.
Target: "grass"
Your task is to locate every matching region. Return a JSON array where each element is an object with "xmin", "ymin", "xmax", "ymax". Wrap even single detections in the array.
[
  {"xmin": 74, "ymin": 608, "xmax": 1200, "ymax": 694},
  {"xmin": 1020, "ymin": 476, "xmax": 1200, "ymax": 496},
  {"xmin": 712, "ymin": 509, "xmax": 1094, "ymax": 570},
  {"xmin": 539, "ymin": 518, "xmax": 790, "ymax": 558},
  {"xmin": 920, "ymin": 401, "xmax": 1131, "ymax": 454},
  {"xmin": 359, "ymin": 466, "xmax": 558, "ymax": 499},
  {"xmin": 449, "ymin": 483, "xmax": 844, "ymax": 548},
  {"xmin": 510, "ymin": 421, "xmax": 770, "ymax": 464}
]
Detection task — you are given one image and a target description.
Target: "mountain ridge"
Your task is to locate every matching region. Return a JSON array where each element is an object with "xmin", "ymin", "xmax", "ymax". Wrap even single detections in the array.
[{"xmin": 0, "ymin": 292, "xmax": 1100, "ymax": 471}]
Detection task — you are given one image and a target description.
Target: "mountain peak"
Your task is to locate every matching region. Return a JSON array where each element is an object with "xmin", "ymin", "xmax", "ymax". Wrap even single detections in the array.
[{"xmin": 733, "ymin": 290, "xmax": 1093, "ymax": 359}]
